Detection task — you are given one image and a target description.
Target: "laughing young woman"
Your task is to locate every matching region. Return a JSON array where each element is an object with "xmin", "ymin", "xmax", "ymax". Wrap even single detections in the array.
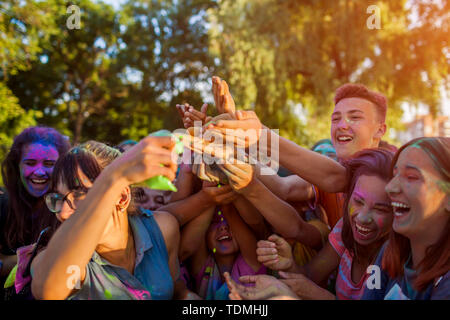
[
  {"xmin": 362, "ymin": 137, "xmax": 450, "ymax": 300},
  {"xmin": 0, "ymin": 127, "xmax": 70, "ymax": 286},
  {"xmin": 30, "ymin": 138, "xmax": 193, "ymax": 300}
]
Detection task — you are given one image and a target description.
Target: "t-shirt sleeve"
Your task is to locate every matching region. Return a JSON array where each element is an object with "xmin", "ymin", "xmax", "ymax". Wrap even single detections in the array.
[
  {"xmin": 431, "ymin": 271, "xmax": 450, "ymax": 300},
  {"xmin": 328, "ymin": 218, "xmax": 345, "ymax": 257}
]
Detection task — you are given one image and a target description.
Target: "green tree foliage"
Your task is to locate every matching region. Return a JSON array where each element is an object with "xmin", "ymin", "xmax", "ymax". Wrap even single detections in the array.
[
  {"xmin": 209, "ymin": 0, "xmax": 450, "ymax": 146},
  {"xmin": 2, "ymin": 0, "xmax": 448, "ymax": 153},
  {"xmin": 0, "ymin": 0, "xmax": 59, "ymax": 167},
  {"xmin": 7, "ymin": 0, "xmax": 215, "ymax": 146},
  {"xmin": 0, "ymin": 83, "xmax": 40, "ymax": 172},
  {"xmin": 111, "ymin": 0, "xmax": 216, "ymax": 143},
  {"xmin": 7, "ymin": 0, "xmax": 122, "ymax": 144}
]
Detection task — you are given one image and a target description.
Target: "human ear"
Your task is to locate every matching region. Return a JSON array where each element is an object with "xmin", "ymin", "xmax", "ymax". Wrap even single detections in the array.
[
  {"xmin": 116, "ymin": 186, "xmax": 131, "ymax": 211},
  {"xmin": 374, "ymin": 122, "xmax": 387, "ymax": 140}
]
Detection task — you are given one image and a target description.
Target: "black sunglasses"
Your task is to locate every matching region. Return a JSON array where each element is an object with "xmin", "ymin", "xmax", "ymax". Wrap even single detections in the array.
[{"xmin": 45, "ymin": 188, "xmax": 88, "ymax": 214}]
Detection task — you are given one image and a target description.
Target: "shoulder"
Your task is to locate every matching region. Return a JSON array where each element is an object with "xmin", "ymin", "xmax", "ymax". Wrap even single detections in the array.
[
  {"xmin": 153, "ymin": 210, "xmax": 180, "ymax": 251},
  {"xmin": 328, "ymin": 218, "xmax": 345, "ymax": 256},
  {"xmin": 153, "ymin": 211, "xmax": 180, "ymax": 235}
]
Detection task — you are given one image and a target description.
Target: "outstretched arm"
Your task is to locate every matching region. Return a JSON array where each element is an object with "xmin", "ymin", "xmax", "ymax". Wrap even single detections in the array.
[
  {"xmin": 209, "ymin": 111, "xmax": 348, "ymax": 193},
  {"xmin": 178, "ymin": 206, "xmax": 215, "ymax": 263},
  {"xmin": 231, "ymin": 195, "xmax": 269, "ymax": 240},
  {"xmin": 220, "ymin": 163, "xmax": 322, "ymax": 248},
  {"xmin": 255, "ymin": 163, "xmax": 314, "ymax": 202},
  {"xmin": 159, "ymin": 184, "xmax": 236, "ymax": 227}
]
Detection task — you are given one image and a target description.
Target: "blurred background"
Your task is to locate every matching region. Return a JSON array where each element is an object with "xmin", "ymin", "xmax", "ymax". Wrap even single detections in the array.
[{"xmin": 1, "ymin": 0, "xmax": 449, "ymax": 167}]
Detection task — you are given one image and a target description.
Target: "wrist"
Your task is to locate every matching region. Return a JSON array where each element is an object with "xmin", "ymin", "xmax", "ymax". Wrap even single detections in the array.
[
  {"xmin": 198, "ymin": 189, "xmax": 215, "ymax": 206},
  {"xmin": 239, "ymin": 177, "xmax": 259, "ymax": 196},
  {"xmin": 99, "ymin": 164, "xmax": 130, "ymax": 190}
]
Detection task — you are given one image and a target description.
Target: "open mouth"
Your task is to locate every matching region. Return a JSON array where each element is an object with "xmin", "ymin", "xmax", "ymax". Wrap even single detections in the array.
[
  {"xmin": 30, "ymin": 178, "xmax": 49, "ymax": 185},
  {"xmin": 355, "ymin": 223, "xmax": 376, "ymax": 237},
  {"xmin": 391, "ymin": 201, "xmax": 411, "ymax": 218},
  {"xmin": 336, "ymin": 135, "xmax": 353, "ymax": 144},
  {"xmin": 216, "ymin": 233, "xmax": 232, "ymax": 242}
]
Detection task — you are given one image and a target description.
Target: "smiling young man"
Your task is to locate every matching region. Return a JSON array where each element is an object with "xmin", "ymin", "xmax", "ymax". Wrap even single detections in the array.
[{"xmin": 331, "ymin": 84, "xmax": 387, "ymax": 161}]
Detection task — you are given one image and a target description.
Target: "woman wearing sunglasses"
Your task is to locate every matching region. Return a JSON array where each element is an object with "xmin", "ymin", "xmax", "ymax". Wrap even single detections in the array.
[{"xmin": 30, "ymin": 138, "xmax": 194, "ymax": 300}]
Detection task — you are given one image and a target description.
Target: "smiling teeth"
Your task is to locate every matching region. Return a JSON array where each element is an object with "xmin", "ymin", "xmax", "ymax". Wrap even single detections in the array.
[
  {"xmin": 338, "ymin": 136, "xmax": 352, "ymax": 141},
  {"xmin": 217, "ymin": 235, "xmax": 230, "ymax": 241},
  {"xmin": 31, "ymin": 179, "xmax": 47, "ymax": 184},
  {"xmin": 356, "ymin": 224, "xmax": 372, "ymax": 233},
  {"xmin": 391, "ymin": 202, "xmax": 410, "ymax": 209}
]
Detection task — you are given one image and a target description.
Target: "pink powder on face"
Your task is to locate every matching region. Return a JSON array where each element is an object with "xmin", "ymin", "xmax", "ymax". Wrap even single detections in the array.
[{"xmin": 19, "ymin": 143, "xmax": 59, "ymax": 197}]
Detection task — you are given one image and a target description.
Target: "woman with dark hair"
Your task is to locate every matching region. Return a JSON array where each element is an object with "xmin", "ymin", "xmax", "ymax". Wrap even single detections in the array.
[
  {"xmin": 225, "ymin": 148, "xmax": 395, "ymax": 300},
  {"xmin": 0, "ymin": 126, "xmax": 70, "ymax": 283},
  {"xmin": 362, "ymin": 137, "xmax": 449, "ymax": 300},
  {"xmin": 30, "ymin": 138, "xmax": 197, "ymax": 300}
]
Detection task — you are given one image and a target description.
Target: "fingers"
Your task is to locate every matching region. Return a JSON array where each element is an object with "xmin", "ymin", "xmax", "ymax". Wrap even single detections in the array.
[
  {"xmin": 200, "ymin": 103, "xmax": 208, "ymax": 114},
  {"xmin": 147, "ymin": 165, "xmax": 176, "ymax": 182},
  {"xmin": 187, "ymin": 108, "xmax": 206, "ymax": 121},
  {"xmin": 256, "ymin": 246, "xmax": 278, "ymax": 257},
  {"xmin": 176, "ymin": 104, "xmax": 185, "ymax": 119},
  {"xmin": 224, "ymin": 272, "xmax": 244, "ymax": 300},
  {"xmin": 268, "ymin": 234, "xmax": 289, "ymax": 248},
  {"xmin": 257, "ymin": 239, "xmax": 277, "ymax": 249},
  {"xmin": 220, "ymin": 163, "xmax": 251, "ymax": 176},
  {"xmin": 238, "ymin": 275, "xmax": 259, "ymax": 284},
  {"xmin": 221, "ymin": 80, "xmax": 236, "ymax": 114},
  {"xmin": 256, "ymin": 253, "xmax": 279, "ymax": 264},
  {"xmin": 212, "ymin": 76, "xmax": 222, "ymax": 113}
]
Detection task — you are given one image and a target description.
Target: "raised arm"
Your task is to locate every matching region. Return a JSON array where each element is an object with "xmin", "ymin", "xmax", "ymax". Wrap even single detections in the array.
[
  {"xmin": 209, "ymin": 111, "xmax": 348, "ymax": 193},
  {"xmin": 178, "ymin": 206, "xmax": 215, "ymax": 263},
  {"xmin": 219, "ymin": 163, "xmax": 323, "ymax": 248},
  {"xmin": 159, "ymin": 183, "xmax": 236, "ymax": 227},
  {"xmin": 221, "ymin": 203, "xmax": 261, "ymax": 272},
  {"xmin": 255, "ymin": 163, "xmax": 314, "ymax": 202},
  {"xmin": 231, "ymin": 195, "xmax": 269, "ymax": 240}
]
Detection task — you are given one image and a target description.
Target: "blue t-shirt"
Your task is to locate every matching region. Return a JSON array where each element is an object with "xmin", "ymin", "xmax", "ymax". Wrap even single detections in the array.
[
  {"xmin": 69, "ymin": 209, "xmax": 174, "ymax": 300},
  {"xmin": 362, "ymin": 243, "xmax": 449, "ymax": 300}
]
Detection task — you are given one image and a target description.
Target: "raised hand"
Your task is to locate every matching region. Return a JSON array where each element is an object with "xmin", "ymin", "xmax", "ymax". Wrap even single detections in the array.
[
  {"xmin": 224, "ymin": 272, "xmax": 298, "ymax": 300},
  {"xmin": 218, "ymin": 162, "xmax": 255, "ymax": 193},
  {"xmin": 176, "ymin": 103, "xmax": 211, "ymax": 128},
  {"xmin": 110, "ymin": 136, "xmax": 178, "ymax": 185},
  {"xmin": 256, "ymin": 234, "xmax": 294, "ymax": 271},
  {"xmin": 207, "ymin": 110, "xmax": 262, "ymax": 147},
  {"xmin": 201, "ymin": 180, "xmax": 237, "ymax": 205},
  {"xmin": 212, "ymin": 76, "xmax": 236, "ymax": 115}
]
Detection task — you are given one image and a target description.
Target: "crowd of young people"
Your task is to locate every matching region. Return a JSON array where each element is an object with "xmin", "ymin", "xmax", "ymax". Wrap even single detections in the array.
[{"xmin": 0, "ymin": 77, "xmax": 448, "ymax": 300}]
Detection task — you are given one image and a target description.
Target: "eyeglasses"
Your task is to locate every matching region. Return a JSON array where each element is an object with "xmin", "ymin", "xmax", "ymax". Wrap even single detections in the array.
[{"xmin": 45, "ymin": 188, "xmax": 88, "ymax": 214}]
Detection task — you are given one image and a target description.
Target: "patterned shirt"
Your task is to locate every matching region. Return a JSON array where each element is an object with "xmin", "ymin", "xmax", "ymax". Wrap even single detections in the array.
[{"xmin": 329, "ymin": 218, "xmax": 369, "ymax": 300}]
